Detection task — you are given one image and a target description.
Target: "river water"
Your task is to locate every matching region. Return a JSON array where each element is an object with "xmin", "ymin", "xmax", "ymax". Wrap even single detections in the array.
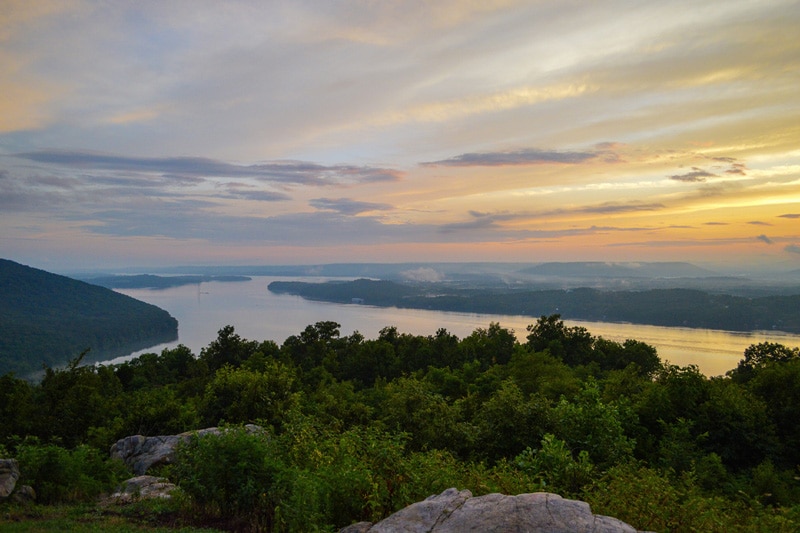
[{"xmin": 106, "ymin": 276, "xmax": 800, "ymax": 377}]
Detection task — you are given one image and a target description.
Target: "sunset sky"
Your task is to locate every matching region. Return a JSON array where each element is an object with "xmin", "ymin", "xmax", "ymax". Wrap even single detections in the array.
[{"xmin": 1, "ymin": 0, "xmax": 799, "ymax": 273}]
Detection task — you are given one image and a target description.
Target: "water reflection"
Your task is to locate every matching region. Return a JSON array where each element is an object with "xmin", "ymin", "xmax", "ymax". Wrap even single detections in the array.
[{"xmin": 106, "ymin": 277, "xmax": 800, "ymax": 377}]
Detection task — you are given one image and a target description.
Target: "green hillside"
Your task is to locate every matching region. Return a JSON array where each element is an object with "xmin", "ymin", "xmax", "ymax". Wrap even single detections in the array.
[
  {"xmin": 268, "ymin": 278, "xmax": 800, "ymax": 333},
  {"xmin": 0, "ymin": 259, "xmax": 178, "ymax": 376}
]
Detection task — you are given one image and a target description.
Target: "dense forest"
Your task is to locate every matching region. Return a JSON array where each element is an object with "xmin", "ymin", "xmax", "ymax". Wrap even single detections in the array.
[
  {"xmin": 0, "ymin": 259, "xmax": 178, "ymax": 376},
  {"xmin": 269, "ymin": 278, "xmax": 800, "ymax": 333},
  {"xmin": 2, "ymin": 316, "xmax": 800, "ymax": 531}
]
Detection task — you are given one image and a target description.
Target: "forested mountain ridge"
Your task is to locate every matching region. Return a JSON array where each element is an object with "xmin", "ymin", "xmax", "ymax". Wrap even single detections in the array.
[
  {"xmin": 269, "ymin": 278, "xmax": 800, "ymax": 333},
  {"xmin": 0, "ymin": 259, "xmax": 178, "ymax": 376}
]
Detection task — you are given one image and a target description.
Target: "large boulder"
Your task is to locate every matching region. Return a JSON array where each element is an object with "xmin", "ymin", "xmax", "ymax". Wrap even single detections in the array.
[
  {"xmin": 339, "ymin": 488, "xmax": 647, "ymax": 533},
  {"xmin": 110, "ymin": 424, "xmax": 263, "ymax": 475},
  {"xmin": 0, "ymin": 458, "xmax": 33, "ymax": 504},
  {"xmin": 0, "ymin": 458, "xmax": 20, "ymax": 499},
  {"xmin": 111, "ymin": 434, "xmax": 182, "ymax": 476}
]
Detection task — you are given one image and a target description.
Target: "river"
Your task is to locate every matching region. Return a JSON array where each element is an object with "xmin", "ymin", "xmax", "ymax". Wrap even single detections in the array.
[{"xmin": 105, "ymin": 276, "xmax": 800, "ymax": 377}]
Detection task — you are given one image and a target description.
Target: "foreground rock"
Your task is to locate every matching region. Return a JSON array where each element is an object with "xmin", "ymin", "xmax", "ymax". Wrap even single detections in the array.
[
  {"xmin": 111, "ymin": 475, "xmax": 176, "ymax": 503},
  {"xmin": 0, "ymin": 458, "xmax": 36, "ymax": 504},
  {"xmin": 0, "ymin": 459, "xmax": 20, "ymax": 499},
  {"xmin": 339, "ymin": 488, "xmax": 646, "ymax": 533},
  {"xmin": 110, "ymin": 424, "xmax": 263, "ymax": 475}
]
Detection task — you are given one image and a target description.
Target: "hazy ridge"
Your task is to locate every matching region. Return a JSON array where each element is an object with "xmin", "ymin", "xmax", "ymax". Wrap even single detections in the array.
[
  {"xmin": 269, "ymin": 278, "xmax": 800, "ymax": 334},
  {"xmin": 0, "ymin": 259, "xmax": 178, "ymax": 376}
]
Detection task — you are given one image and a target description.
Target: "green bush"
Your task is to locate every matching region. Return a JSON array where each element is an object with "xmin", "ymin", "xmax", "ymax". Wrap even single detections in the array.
[
  {"xmin": 585, "ymin": 462, "xmax": 800, "ymax": 532},
  {"xmin": 275, "ymin": 419, "xmax": 411, "ymax": 528},
  {"xmin": 14, "ymin": 438, "xmax": 127, "ymax": 504},
  {"xmin": 170, "ymin": 426, "xmax": 282, "ymax": 531},
  {"xmin": 516, "ymin": 434, "xmax": 595, "ymax": 497}
]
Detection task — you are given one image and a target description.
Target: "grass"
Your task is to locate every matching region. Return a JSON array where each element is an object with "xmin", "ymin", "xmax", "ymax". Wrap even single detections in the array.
[{"xmin": 0, "ymin": 501, "xmax": 224, "ymax": 533}]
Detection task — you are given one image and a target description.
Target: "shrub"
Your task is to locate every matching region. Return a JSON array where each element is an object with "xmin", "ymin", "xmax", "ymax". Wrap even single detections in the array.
[
  {"xmin": 170, "ymin": 426, "xmax": 282, "ymax": 531},
  {"xmin": 515, "ymin": 434, "xmax": 595, "ymax": 497},
  {"xmin": 14, "ymin": 438, "xmax": 126, "ymax": 504}
]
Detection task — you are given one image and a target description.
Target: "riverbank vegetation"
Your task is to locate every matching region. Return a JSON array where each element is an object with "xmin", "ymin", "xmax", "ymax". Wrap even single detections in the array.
[
  {"xmin": 2, "ymin": 317, "xmax": 800, "ymax": 531},
  {"xmin": 268, "ymin": 278, "xmax": 800, "ymax": 333}
]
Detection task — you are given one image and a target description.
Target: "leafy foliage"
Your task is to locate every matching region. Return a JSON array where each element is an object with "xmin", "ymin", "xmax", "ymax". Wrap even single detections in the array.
[
  {"xmin": 2, "ymin": 315, "xmax": 800, "ymax": 532},
  {"xmin": 14, "ymin": 438, "xmax": 127, "ymax": 504},
  {"xmin": 171, "ymin": 427, "xmax": 281, "ymax": 531}
]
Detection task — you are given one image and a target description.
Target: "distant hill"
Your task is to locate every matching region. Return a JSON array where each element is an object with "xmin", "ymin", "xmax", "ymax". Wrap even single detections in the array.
[
  {"xmin": 0, "ymin": 259, "xmax": 178, "ymax": 377},
  {"xmin": 519, "ymin": 262, "xmax": 717, "ymax": 279},
  {"xmin": 269, "ymin": 278, "xmax": 800, "ymax": 334},
  {"xmin": 84, "ymin": 274, "xmax": 251, "ymax": 289}
]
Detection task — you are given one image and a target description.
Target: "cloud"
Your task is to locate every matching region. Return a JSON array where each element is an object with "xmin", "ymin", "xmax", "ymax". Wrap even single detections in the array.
[
  {"xmin": 401, "ymin": 267, "xmax": 444, "ymax": 282},
  {"xmin": 309, "ymin": 197, "xmax": 393, "ymax": 215},
  {"xmin": 421, "ymin": 147, "xmax": 599, "ymax": 167},
  {"xmin": 779, "ymin": 213, "xmax": 800, "ymax": 219},
  {"xmin": 587, "ymin": 225, "xmax": 655, "ymax": 233},
  {"xmin": 610, "ymin": 237, "xmax": 762, "ymax": 248},
  {"xmin": 80, "ymin": 205, "xmax": 547, "ymax": 247},
  {"xmin": 785, "ymin": 244, "xmax": 800, "ymax": 254},
  {"xmin": 576, "ymin": 201, "xmax": 665, "ymax": 215},
  {"xmin": 748, "ymin": 221, "xmax": 772, "ymax": 226},
  {"xmin": 725, "ymin": 163, "xmax": 747, "ymax": 175},
  {"xmin": 15, "ymin": 150, "xmax": 403, "ymax": 186},
  {"xmin": 228, "ymin": 190, "xmax": 291, "ymax": 202},
  {"xmin": 26, "ymin": 175, "xmax": 81, "ymax": 189},
  {"xmin": 88, "ymin": 174, "xmax": 204, "ymax": 188},
  {"xmin": 439, "ymin": 208, "xmax": 660, "ymax": 235},
  {"xmin": 669, "ymin": 167, "xmax": 716, "ymax": 183},
  {"xmin": 443, "ymin": 202, "xmax": 665, "ymax": 231},
  {"xmin": 440, "ymin": 210, "xmax": 531, "ymax": 232},
  {"xmin": 439, "ymin": 216, "xmax": 500, "ymax": 232},
  {"xmin": 756, "ymin": 234, "xmax": 773, "ymax": 245}
]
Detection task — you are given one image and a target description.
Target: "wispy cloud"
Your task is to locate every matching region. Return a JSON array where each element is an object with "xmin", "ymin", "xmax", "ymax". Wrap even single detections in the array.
[
  {"xmin": 576, "ymin": 201, "xmax": 665, "ymax": 215},
  {"xmin": 756, "ymin": 234, "xmax": 774, "ymax": 245},
  {"xmin": 779, "ymin": 213, "xmax": 800, "ymax": 219},
  {"xmin": 309, "ymin": 197, "xmax": 393, "ymax": 215},
  {"xmin": 669, "ymin": 167, "xmax": 716, "ymax": 183},
  {"xmin": 439, "ymin": 203, "xmax": 666, "ymax": 234},
  {"xmin": 725, "ymin": 163, "xmax": 747, "ymax": 175},
  {"xmin": 785, "ymin": 244, "xmax": 800, "ymax": 254},
  {"xmin": 225, "ymin": 190, "xmax": 291, "ymax": 202},
  {"xmin": 422, "ymin": 148, "xmax": 600, "ymax": 167},
  {"xmin": 15, "ymin": 151, "xmax": 403, "ymax": 186}
]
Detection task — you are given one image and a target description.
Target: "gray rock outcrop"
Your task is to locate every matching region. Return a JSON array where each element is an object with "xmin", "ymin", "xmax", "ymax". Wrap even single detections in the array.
[
  {"xmin": 0, "ymin": 458, "xmax": 20, "ymax": 499},
  {"xmin": 111, "ymin": 475, "xmax": 176, "ymax": 503},
  {"xmin": 339, "ymin": 488, "xmax": 645, "ymax": 533},
  {"xmin": 110, "ymin": 433, "xmax": 188, "ymax": 476},
  {"xmin": 110, "ymin": 424, "xmax": 263, "ymax": 475},
  {"xmin": 0, "ymin": 458, "xmax": 35, "ymax": 504}
]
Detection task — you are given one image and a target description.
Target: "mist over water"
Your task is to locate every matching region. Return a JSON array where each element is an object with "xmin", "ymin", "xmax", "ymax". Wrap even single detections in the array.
[{"xmin": 107, "ymin": 277, "xmax": 800, "ymax": 377}]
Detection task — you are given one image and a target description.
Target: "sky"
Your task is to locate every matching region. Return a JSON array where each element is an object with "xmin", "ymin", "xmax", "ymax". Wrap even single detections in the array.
[{"xmin": 1, "ymin": 0, "xmax": 799, "ymax": 273}]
